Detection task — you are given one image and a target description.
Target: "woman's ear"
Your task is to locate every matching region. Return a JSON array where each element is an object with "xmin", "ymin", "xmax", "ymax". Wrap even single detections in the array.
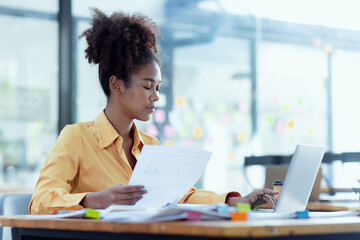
[{"xmin": 109, "ymin": 76, "xmax": 124, "ymax": 95}]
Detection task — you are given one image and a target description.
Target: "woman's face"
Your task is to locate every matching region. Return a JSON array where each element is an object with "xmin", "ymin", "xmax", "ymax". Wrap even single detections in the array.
[{"xmin": 119, "ymin": 61, "xmax": 162, "ymax": 121}]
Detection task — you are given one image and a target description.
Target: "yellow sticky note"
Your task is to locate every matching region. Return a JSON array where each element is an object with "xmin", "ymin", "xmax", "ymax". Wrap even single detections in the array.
[
  {"xmin": 84, "ymin": 208, "xmax": 100, "ymax": 219},
  {"xmin": 192, "ymin": 126, "xmax": 202, "ymax": 138},
  {"xmin": 164, "ymin": 140, "xmax": 174, "ymax": 146},
  {"xmin": 175, "ymin": 96, "xmax": 185, "ymax": 107}
]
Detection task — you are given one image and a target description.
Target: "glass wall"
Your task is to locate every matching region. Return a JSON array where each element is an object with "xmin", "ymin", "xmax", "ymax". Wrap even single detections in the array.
[
  {"xmin": 72, "ymin": 0, "xmax": 360, "ymax": 194},
  {"xmin": 75, "ymin": 20, "xmax": 106, "ymax": 122},
  {"xmin": 74, "ymin": 0, "xmax": 165, "ymax": 122},
  {"xmin": 171, "ymin": 37, "xmax": 252, "ymax": 192},
  {"xmin": 332, "ymin": 50, "xmax": 360, "ymax": 152},
  {"xmin": 0, "ymin": 1, "xmax": 58, "ymax": 191},
  {"xmin": 257, "ymin": 42, "xmax": 328, "ymax": 154},
  {"xmin": 1, "ymin": 0, "xmax": 360, "ymax": 194}
]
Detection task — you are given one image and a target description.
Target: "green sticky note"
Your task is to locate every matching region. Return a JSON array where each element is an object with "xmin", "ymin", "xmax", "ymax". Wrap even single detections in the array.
[
  {"xmin": 267, "ymin": 115, "xmax": 274, "ymax": 124},
  {"xmin": 298, "ymin": 98, "xmax": 303, "ymax": 105},
  {"xmin": 83, "ymin": 208, "xmax": 100, "ymax": 219},
  {"xmin": 282, "ymin": 104, "xmax": 289, "ymax": 112},
  {"xmin": 235, "ymin": 203, "xmax": 251, "ymax": 212},
  {"xmin": 307, "ymin": 128, "xmax": 313, "ymax": 136},
  {"xmin": 180, "ymin": 126, "xmax": 190, "ymax": 138}
]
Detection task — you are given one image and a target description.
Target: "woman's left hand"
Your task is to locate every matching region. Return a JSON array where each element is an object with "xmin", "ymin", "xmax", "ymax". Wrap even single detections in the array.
[{"xmin": 226, "ymin": 188, "xmax": 278, "ymax": 209}]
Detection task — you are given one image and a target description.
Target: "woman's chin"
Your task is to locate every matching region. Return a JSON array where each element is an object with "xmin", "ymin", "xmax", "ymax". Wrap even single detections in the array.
[{"xmin": 137, "ymin": 115, "xmax": 151, "ymax": 122}]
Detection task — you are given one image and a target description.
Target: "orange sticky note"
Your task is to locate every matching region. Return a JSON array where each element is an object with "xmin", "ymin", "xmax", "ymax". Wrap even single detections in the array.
[{"xmin": 231, "ymin": 212, "xmax": 247, "ymax": 221}]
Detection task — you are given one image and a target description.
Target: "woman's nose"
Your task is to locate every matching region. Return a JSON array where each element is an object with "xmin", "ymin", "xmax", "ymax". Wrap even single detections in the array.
[{"xmin": 151, "ymin": 91, "xmax": 159, "ymax": 102}]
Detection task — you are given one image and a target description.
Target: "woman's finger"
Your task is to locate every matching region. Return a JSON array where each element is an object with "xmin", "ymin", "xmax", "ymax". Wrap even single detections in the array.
[
  {"xmin": 116, "ymin": 190, "xmax": 148, "ymax": 200},
  {"xmin": 262, "ymin": 193, "xmax": 277, "ymax": 209},
  {"xmin": 114, "ymin": 196, "xmax": 143, "ymax": 205},
  {"xmin": 112, "ymin": 185, "xmax": 146, "ymax": 193},
  {"xmin": 246, "ymin": 188, "xmax": 278, "ymax": 199}
]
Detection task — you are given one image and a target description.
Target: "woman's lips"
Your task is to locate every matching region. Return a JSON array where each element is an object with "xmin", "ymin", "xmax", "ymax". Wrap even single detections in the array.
[{"xmin": 146, "ymin": 106, "xmax": 155, "ymax": 112}]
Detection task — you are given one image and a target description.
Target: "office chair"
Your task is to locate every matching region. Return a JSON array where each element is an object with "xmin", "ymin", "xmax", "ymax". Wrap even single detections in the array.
[{"xmin": 0, "ymin": 193, "xmax": 33, "ymax": 240}]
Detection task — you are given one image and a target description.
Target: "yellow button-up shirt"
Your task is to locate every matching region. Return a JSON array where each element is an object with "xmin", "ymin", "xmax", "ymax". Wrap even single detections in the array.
[{"xmin": 30, "ymin": 111, "xmax": 240, "ymax": 214}]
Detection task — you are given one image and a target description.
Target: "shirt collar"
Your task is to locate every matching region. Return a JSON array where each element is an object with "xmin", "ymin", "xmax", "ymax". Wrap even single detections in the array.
[
  {"xmin": 95, "ymin": 110, "xmax": 144, "ymax": 149},
  {"xmin": 132, "ymin": 123, "xmax": 144, "ymax": 150}
]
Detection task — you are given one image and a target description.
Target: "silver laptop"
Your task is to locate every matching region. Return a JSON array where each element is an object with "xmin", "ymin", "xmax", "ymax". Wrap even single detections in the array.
[
  {"xmin": 273, "ymin": 144, "xmax": 325, "ymax": 213},
  {"xmin": 265, "ymin": 165, "xmax": 322, "ymax": 202}
]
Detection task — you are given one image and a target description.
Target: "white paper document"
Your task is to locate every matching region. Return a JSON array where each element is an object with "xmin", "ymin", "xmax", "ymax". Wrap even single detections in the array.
[
  {"xmin": 128, "ymin": 145, "xmax": 211, "ymax": 207},
  {"xmin": 102, "ymin": 204, "xmax": 227, "ymax": 222}
]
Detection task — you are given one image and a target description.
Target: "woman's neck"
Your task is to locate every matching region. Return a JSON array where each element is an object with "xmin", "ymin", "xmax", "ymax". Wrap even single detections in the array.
[{"xmin": 104, "ymin": 105, "xmax": 133, "ymax": 141}]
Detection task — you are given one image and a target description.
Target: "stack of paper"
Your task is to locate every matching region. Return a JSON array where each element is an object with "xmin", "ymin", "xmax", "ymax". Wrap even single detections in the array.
[
  {"xmin": 102, "ymin": 204, "xmax": 229, "ymax": 222},
  {"xmin": 26, "ymin": 204, "xmax": 360, "ymax": 222},
  {"xmin": 26, "ymin": 204, "xmax": 231, "ymax": 222}
]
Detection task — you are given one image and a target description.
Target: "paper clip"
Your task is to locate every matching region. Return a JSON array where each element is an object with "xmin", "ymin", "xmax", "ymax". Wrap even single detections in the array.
[
  {"xmin": 216, "ymin": 203, "xmax": 229, "ymax": 214},
  {"xmin": 296, "ymin": 210, "xmax": 309, "ymax": 219}
]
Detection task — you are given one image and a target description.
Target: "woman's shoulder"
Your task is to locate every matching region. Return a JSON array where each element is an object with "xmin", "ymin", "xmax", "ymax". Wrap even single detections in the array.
[{"xmin": 59, "ymin": 120, "xmax": 96, "ymax": 138}]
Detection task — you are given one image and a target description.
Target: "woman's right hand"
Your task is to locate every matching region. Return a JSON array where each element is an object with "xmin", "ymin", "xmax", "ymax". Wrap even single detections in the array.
[
  {"xmin": 81, "ymin": 184, "xmax": 147, "ymax": 209},
  {"xmin": 226, "ymin": 188, "xmax": 278, "ymax": 209}
]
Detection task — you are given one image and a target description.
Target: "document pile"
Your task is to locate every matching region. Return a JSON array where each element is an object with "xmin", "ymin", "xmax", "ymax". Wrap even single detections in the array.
[
  {"xmin": 102, "ymin": 204, "xmax": 231, "ymax": 222},
  {"xmin": 26, "ymin": 203, "xmax": 360, "ymax": 222},
  {"xmin": 26, "ymin": 204, "xmax": 233, "ymax": 222}
]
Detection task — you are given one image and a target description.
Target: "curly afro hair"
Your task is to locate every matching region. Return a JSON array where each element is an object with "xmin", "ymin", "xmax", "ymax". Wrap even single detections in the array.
[{"xmin": 79, "ymin": 8, "xmax": 161, "ymax": 97}]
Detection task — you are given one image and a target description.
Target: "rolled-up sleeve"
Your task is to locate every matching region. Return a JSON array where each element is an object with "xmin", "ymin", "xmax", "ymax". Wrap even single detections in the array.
[
  {"xmin": 179, "ymin": 188, "xmax": 241, "ymax": 205},
  {"xmin": 29, "ymin": 126, "xmax": 87, "ymax": 214}
]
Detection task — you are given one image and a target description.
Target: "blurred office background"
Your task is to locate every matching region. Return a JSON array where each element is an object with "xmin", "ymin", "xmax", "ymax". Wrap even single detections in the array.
[{"xmin": 0, "ymin": 0, "xmax": 359, "ymax": 195}]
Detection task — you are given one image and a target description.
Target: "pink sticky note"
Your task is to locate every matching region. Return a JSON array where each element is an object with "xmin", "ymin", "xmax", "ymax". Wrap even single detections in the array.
[
  {"xmin": 146, "ymin": 124, "xmax": 159, "ymax": 137},
  {"xmin": 274, "ymin": 96, "xmax": 280, "ymax": 104},
  {"xmin": 184, "ymin": 139, "xmax": 193, "ymax": 147},
  {"xmin": 187, "ymin": 211, "xmax": 201, "ymax": 221},
  {"xmin": 275, "ymin": 121, "xmax": 285, "ymax": 133},
  {"xmin": 220, "ymin": 114, "xmax": 230, "ymax": 124},
  {"xmin": 206, "ymin": 137, "xmax": 214, "ymax": 144},
  {"xmin": 164, "ymin": 124, "xmax": 174, "ymax": 138},
  {"xmin": 238, "ymin": 101, "xmax": 250, "ymax": 112},
  {"xmin": 297, "ymin": 110, "xmax": 305, "ymax": 118},
  {"xmin": 154, "ymin": 109, "xmax": 166, "ymax": 123}
]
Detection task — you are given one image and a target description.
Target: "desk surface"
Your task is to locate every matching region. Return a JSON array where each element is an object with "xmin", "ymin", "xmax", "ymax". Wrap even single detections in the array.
[
  {"xmin": 258, "ymin": 200, "xmax": 360, "ymax": 211},
  {"xmin": 2, "ymin": 216, "xmax": 360, "ymax": 239},
  {"xmin": 307, "ymin": 201, "xmax": 360, "ymax": 211}
]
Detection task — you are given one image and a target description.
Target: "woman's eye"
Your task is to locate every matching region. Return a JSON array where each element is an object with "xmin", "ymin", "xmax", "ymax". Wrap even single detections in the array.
[
  {"xmin": 156, "ymin": 84, "xmax": 161, "ymax": 92},
  {"xmin": 144, "ymin": 86, "xmax": 151, "ymax": 90}
]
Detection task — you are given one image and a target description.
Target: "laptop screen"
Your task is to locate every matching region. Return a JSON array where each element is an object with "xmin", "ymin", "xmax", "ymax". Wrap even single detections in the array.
[{"xmin": 275, "ymin": 144, "xmax": 325, "ymax": 213}]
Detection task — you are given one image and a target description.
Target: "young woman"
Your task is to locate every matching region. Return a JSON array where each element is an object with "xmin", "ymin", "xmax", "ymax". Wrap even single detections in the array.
[{"xmin": 29, "ymin": 8, "xmax": 276, "ymax": 214}]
